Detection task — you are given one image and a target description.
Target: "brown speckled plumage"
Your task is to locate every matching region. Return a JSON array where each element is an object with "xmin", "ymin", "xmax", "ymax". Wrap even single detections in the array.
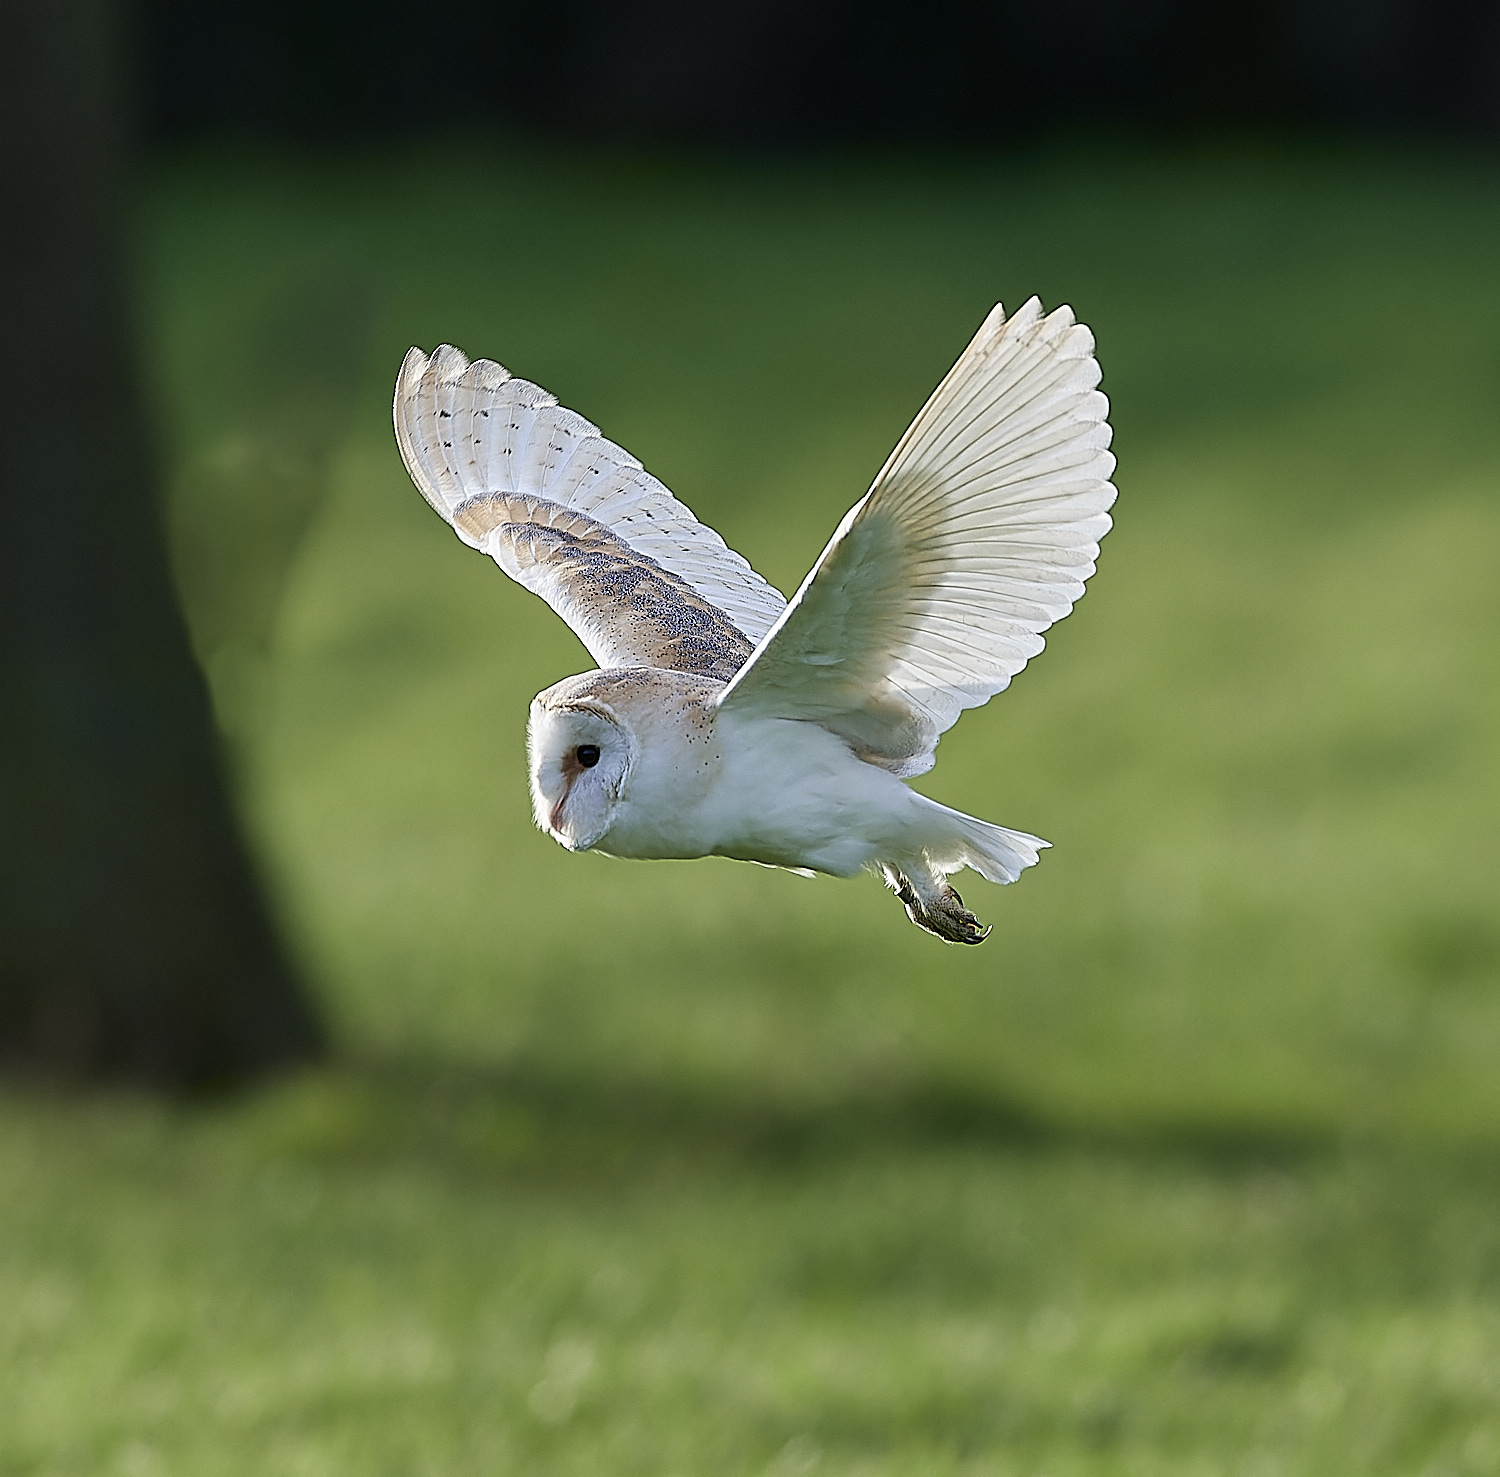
[{"xmin": 456, "ymin": 493, "xmax": 753, "ymax": 681}]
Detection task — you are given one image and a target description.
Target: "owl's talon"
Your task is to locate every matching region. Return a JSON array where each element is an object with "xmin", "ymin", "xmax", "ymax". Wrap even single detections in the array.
[{"xmin": 885, "ymin": 868, "xmax": 991, "ymax": 944}]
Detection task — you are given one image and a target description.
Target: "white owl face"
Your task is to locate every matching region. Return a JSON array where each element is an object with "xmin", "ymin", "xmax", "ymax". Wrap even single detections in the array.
[{"xmin": 527, "ymin": 699, "xmax": 634, "ymax": 851}]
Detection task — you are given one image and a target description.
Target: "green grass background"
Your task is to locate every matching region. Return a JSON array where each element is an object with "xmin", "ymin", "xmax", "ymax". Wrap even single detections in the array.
[{"xmin": 3, "ymin": 138, "xmax": 1500, "ymax": 1474}]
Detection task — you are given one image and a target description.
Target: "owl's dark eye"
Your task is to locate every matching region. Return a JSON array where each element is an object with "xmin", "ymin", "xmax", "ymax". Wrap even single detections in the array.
[{"xmin": 576, "ymin": 744, "xmax": 601, "ymax": 768}]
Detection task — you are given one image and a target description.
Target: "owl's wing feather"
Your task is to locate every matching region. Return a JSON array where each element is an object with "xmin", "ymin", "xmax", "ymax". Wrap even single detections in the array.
[
  {"xmin": 394, "ymin": 345, "xmax": 787, "ymax": 673},
  {"xmin": 448, "ymin": 492, "xmax": 754, "ymax": 681},
  {"xmin": 718, "ymin": 299, "xmax": 1115, "ymax": 776}
]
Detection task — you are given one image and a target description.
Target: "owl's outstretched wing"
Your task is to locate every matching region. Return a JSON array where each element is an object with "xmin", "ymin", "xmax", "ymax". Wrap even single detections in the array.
[
  {"xmin": 718, "ymin": 299, "xmax": 1115, "ymax": 776},
  {"xmin": 394, "ymin": 345, "xmax": 786, "ymax": 681}
]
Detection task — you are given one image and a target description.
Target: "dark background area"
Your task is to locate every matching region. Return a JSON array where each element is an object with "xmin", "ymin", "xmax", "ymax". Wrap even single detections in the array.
[{"xmin": 144, "ymin": 0, "xmax": 1500, "ymax": 145}]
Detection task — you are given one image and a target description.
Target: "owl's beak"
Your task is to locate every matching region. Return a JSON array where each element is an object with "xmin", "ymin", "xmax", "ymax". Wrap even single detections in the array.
[{"xmin": 547, "ymin": 753, "xmax": 585, "ymax": 835}]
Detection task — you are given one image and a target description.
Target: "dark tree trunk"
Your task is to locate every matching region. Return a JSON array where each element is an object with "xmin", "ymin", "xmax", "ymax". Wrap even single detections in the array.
[{"xmin": 0, "ymin": 0, "xmax": 324, "ymax": 1086}]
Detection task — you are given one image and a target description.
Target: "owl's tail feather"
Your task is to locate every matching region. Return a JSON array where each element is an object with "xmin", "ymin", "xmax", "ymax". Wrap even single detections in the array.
[
  {"xmin": 922, "ymin": 800, "xmax": 1049, "ymax": 885},
  {"xmin": 874, "ymin": 801, "xmax": 1048, "ymax": 944}
]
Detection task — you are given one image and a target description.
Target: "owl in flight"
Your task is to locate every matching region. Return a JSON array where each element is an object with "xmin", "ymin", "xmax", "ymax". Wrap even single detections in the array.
[{"xmin": 394, "ymin": 299, "xmax": 1115, "ymax": 942}]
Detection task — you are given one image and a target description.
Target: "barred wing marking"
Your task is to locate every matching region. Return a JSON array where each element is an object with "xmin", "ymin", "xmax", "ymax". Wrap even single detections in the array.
[{"xmin": 394, "ymin": 345, "xmax": 786, "ymax": 656}]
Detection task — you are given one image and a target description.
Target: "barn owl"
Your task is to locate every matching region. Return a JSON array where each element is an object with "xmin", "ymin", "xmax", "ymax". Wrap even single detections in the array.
[{"xmin": 393, "ymin": 299, "xmax": 1115, "ymax": 942}]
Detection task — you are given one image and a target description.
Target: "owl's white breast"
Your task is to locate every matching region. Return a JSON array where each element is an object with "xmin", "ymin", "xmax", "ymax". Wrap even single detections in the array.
[{"xmin": 602, "ymin": 691, "xmax": 921, "ymax": 878}]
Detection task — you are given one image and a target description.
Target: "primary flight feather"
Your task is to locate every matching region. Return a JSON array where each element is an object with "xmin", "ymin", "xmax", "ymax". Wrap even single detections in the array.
[{"xmin": 394, "ymin": 299, "xmax": 1115, "ymax": 941}]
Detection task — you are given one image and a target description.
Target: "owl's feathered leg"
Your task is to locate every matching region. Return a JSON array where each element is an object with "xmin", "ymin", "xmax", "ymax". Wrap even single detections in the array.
[
  {"xmin": 878, "ymin": 862, "xmax": 991, "ymax": 945},
  {"xmin": 871, "ymin": 796, "xmax": 1048, "ymax": 943}
]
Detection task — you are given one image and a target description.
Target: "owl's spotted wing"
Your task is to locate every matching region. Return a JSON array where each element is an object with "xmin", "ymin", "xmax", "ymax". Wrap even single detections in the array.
[
  {"xmin": 394, "ymin": 345, "xmax": 786, "ymax": 678},
  {"xmin": 719, "ymin": 299, "xmax": 1115, "ymax": 775}
]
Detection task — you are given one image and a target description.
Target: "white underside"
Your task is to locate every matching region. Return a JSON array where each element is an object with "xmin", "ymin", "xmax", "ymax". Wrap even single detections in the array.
[{"xmin": 594, "ymin": 705, "xmax": 1046, "ymax": 893}]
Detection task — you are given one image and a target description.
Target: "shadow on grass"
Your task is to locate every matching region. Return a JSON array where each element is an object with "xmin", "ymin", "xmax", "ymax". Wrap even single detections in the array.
[{"xmin": 228, "ymin": 1049, "xmax": 1343, "ymax": 1182}]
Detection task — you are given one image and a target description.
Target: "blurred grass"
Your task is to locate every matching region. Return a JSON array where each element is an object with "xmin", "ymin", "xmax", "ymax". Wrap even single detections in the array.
[{"xmin": 4, "ymin": 137, "xmax": 1500, "ymax": 1474}]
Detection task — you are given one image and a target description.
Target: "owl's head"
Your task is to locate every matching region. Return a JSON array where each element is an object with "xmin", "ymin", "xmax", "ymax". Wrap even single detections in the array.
[{"xmin": 527, "ymin": 691, "xmax": 635, "ymax": 851}]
